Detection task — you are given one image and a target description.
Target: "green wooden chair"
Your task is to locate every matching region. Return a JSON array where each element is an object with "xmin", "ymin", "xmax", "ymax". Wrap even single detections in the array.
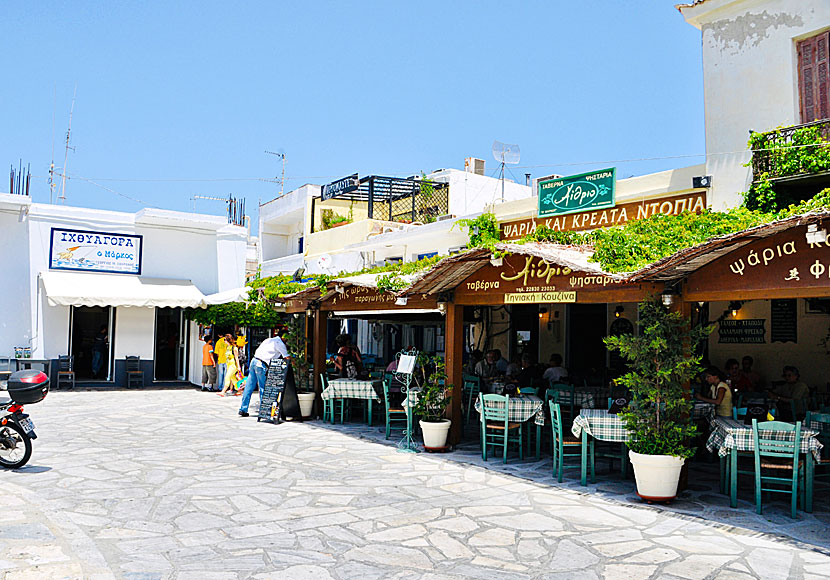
[
  {"xmin": 752, "ymin": 419, "xmax": 804, "ymax": 519},
  {"xmin": 480, "ymin": 394, "xmax": 523, "ymax": 463},
  {"xmin": 805, "ymin": 411, "xmax": 830, "ymax": 486},
  {"xmin": 549, "ymin": 383, "xmax": 575, "ymax": 426},
  {"xmin": 463, "ymin": 375, "xmax": 481, "ymax": 426},
  {"xmin": 550, "ymin": 400, "xmax": 593, "ymax": 483},
  {"xmin": 320, "ymin": 373, "xmax": 350, "ymax": 424},
  {"xmin": 383, "ymin": 374, "xmax": 408, "ymax": 440}
]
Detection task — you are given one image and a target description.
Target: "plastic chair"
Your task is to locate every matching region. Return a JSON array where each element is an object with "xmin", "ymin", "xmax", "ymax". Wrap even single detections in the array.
[
  {"xmin": 463, "ymin": 375, "xmax": 481, "ymax": 426},
  {"xmin": 383, "ymin": 374, "xmax": 408, "ymax": 439},
  {"xmin": 752, "ymin": 419, "xmax": 804, "ymax": 519},
  {"xmin": 125, "ymin": 356, "xmax": 143, "ymax": 387},
  {"xmin": 550, "ymin": 400, "xmax": 593, "ymax": 483},
  {"xmin": 480, "ymin": 394, "xmax": 522, "ymax": 463},
  {"xmin": 57, "ymin": 355, "xmax": 75, "ymax": 389}
]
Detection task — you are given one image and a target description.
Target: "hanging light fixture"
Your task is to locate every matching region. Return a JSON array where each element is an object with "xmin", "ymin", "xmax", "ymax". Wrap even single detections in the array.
[
  {"xmin": 661, "ymin": 288, "xmax": 678, "ymax": 306},
  {"xmin": 614, "ymin": 305, "xmax": 624, "ymax": 318}
]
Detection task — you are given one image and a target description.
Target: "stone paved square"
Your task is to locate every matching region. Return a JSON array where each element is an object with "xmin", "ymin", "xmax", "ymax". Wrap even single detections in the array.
[{"xmin": 2, "ymin": 389, "xmax": 828, "ymax": 579}]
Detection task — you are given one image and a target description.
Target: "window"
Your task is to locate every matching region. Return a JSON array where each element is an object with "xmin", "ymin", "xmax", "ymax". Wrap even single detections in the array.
[
  {"xmin": 416, "ymin": 251, "xmax": 437, "ymax": 261},
  {"xmin": 298, "ymin": 236, "xmax": 303, "ymax": 253},
  {"xmin": 798, "ymin": 31, "xmax": 830, "ymax": 122}
]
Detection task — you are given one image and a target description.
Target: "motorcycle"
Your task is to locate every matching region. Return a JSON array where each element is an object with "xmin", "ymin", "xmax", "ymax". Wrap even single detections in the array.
[{"xmin": 0, "ymin": 369, "xmax": 49, "ymax": 469}]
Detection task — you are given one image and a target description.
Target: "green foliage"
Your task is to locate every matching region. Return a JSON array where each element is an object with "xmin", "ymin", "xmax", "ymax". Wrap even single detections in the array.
[
  {"xmin": 744, "ymin": 124, "xmax": 830, "ymax": 211},
  {"xmin": 282, "ymin": 317, "xmax": 311, "ymax": 391},
  {"xmin": 522, "ymin": 208, "xmax": 771, "ymax": 273},
  {"xmin": 320, "ymin": 209, "xmax": 352, "ymax": 230},
  {"xmin": 376, "ymin": 272, "xmax": 408, "ymax": 293},
  {"xmin": 249, "ymin": 274, "xmax": 313, "ymax": 302},
  {"xmin": 456, "ymin": 212, "xmax": 500, "ymax": 250},
  {"xmin": 782, "ymin": 187, "xmax": 830, "ymax": 216},
  {"xmin": 412, "ymin": 354, "xmax": 452, "ymax": 422},
  {"xmin": 185, "ymin": 301, "xmax": 285, "ymax": 327},
  {"xmin": 604, "ymin": 297, "xmax": 712, "ymax": 458},
  {"xmin": 743, "ymin": 173, "xmax": 778, "ymax": 212}
]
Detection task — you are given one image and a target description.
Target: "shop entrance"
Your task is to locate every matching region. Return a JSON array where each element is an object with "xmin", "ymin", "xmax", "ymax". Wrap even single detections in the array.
[
  {"xmin": 567, "ymin": 304, "xmax": 607, "ymax": 385},
  {"xmin": 509, "ymin": 305, "xmax": 540, "ymax": 360},
  {"xmin": 155, "ymin": 307, "xmax": 188, "ymax": 381},
  {"xmin": 70, "ymin": 306, "xmax": 114, "ymax": 381}
]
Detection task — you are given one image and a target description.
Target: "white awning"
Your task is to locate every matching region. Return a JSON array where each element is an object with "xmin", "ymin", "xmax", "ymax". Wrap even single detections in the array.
[
  {"xmin": 200, "ymin": 286, "xmax": 252, "ymax": 306},
  {"xmin": 40, "ymin": 271, "xmax": 205, "ymax": 308}
]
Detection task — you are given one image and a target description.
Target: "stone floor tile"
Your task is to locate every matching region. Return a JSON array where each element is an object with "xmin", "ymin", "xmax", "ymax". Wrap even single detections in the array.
[{"xmin": 603, "ymin": 563, "xmax": 658, "ymax": 580}]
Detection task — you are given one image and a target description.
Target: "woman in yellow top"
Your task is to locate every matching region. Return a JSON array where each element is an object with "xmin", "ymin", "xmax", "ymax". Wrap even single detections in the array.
[
  {"xmin": 219, "ymin": 333, "xmax": 241, "ymax": 396},
  {"xmin": 695, "ymin": 365, "xmax": 732, "ymax": 417}
]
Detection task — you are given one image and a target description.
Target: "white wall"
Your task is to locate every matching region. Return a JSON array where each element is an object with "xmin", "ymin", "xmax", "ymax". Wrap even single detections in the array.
[
  {"xmin": 428, "ymin": 168, "xmax": 532, "ymax": 217},
  {"xmin": 0, "ymin": 197, "xmax": 33, "ymax": 356},
  {"xmin": 113, "ymin": 307, "xmax": 155, "ymax": 359},
  {"xmin": 680, "ymin": 0, "xmax": 830, "ymax": 209}
]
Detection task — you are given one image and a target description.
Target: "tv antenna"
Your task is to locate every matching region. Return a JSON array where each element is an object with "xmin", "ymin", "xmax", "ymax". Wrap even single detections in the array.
[
  {"xmin": 265, "ymin": 150, "xmax": 285, "ymax": 197},
  {"xmin": 58, "ymin": 85, "xmax": 77, "ymax": 203},
  {"xmin": 492, "ymin": 140, "xmax": 520, "ymax": 203}
]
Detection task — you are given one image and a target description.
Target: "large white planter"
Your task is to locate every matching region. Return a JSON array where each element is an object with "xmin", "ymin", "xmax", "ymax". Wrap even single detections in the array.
[
  {"xmin": 628, "ymin": 450, "xmax": 686, "ymax": 501},
  {"xmin": 419, "ymin": 419, "xmax": 451, "ymax": 449},
  {"xmin": 297, "ymin": 393, "xmax": 316, "ymax": 418}
]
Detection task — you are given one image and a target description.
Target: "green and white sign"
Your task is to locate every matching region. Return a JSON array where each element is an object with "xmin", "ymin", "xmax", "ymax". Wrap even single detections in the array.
[{"xmin": 538, "ymin": 168, "xmax": 616, "ymax": 217}]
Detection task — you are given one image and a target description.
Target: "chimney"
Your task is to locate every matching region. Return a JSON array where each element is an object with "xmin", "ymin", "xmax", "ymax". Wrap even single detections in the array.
[{"xmin": 525, "ymin": 173, "xmax": 531, "ymax": 186}]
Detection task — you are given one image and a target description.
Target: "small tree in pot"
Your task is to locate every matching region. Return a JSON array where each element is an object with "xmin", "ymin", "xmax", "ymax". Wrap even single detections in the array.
[
  {"xmin": 604, "ymin": 296, "xmax": 712, "ymax": 501},
  {"xmin": 413, "ymin": 355, "xmax": 453, "ymax": 449}
]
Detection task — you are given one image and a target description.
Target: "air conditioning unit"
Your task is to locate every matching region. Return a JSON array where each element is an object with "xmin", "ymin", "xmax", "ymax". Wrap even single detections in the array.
[
  {"xmin": 435, "ymin": 214, "xmax": 454, "ymax": 222},
  {"xmin": 465, "ymin": 157, "xmax": 485, "ymax": 176},
  {"xmin": 693, "ymin": 175, "xmax": 713, "ymax": 188}
]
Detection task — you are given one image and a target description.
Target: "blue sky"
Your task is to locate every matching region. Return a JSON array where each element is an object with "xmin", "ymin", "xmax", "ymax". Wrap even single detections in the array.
[{"xmin": 2, "ymin": 2, "xmax": 704, "ymax": 223}]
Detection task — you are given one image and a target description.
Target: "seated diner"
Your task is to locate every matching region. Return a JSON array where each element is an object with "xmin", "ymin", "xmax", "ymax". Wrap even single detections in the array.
[{"xmin": 694, "ymin": 365, "xmax": 732, "ymax": 417}]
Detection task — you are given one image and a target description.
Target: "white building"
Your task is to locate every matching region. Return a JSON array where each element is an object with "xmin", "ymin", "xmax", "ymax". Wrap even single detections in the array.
[
  {"xmin": 258, "ymin": 161, "xmax": 533, "ymax": 277},
  {"xmin": 678, "ymin": 0, "xmax": 830, "ymax": 209},
  {"xmin": 0, "ymin": 193, "xmax": 247, "ymax": 386}
]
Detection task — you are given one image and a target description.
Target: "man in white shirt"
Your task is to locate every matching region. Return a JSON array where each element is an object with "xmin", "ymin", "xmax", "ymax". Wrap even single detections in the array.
[
  {"xmin": 543, "ymin": 353, "xmax": 568, "ymax": 385},
  {"xmin": 238, "ymin": 333, "xmax": 289, "ymax": 417}
]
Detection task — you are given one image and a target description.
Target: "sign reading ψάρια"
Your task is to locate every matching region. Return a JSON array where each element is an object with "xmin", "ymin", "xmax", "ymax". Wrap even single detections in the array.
[
  {"xmin": 49, "ymin": 228, "xmax": 143, "ymax": 274},
  {"xmin": 538, "ymin": 168, "xmax": 616, "ymax": 218}
]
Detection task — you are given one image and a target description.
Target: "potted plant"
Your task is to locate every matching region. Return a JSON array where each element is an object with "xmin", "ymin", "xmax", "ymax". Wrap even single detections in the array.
[
  {"xmin": 413, "ymin": 355, "xmax": 453, "ymax": 450},
  {"xmin": 283, "ymin": 317, "xmax": 316, "ymax": 418},
  {"xmin": 604, "ymin": 297, "xmax": 711, "ymax": 501}
]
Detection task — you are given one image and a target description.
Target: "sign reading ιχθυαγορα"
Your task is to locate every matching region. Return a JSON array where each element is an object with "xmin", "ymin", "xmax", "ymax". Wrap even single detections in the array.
[{"xmin": 49, "ymin": 228, "xmax": 143, "ymax": 275}]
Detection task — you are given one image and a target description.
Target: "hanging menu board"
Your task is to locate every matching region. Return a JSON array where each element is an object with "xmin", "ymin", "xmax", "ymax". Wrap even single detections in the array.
[
  {"xmin": 770, "ymin": 299, "xmax": 797, "ymax": 344},
  {"xmin": 257, "ymin": 359, "xmax": 302, "ymax": 424},
  {"xmin": 718, "ymin": 319, "xmax": 766, "ymax": 344}
]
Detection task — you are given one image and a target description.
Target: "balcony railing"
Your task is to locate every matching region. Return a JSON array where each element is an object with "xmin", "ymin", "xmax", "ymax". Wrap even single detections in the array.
[
  {"xmin": 311, "ymin": 175, "xmax": 449, "ymax": 233},
  {"xmin": 751, "ymin": 119, "xmax": 830, "ymax": 182}
]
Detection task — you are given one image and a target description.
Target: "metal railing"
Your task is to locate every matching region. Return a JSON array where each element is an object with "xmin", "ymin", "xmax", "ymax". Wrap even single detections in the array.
[{"xmin": 751, "ymin": 119, "xmax": 830, "ymax": 181}]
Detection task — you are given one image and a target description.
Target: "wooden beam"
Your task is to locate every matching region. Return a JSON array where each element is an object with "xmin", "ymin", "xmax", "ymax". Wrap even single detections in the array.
[
  {"xmin": 311, "ymin": 309, "xmax": 328, "ymax": 419},
  {"xmin": 445, "ymin": 299, "xmax": 464, "ymax": 445}
]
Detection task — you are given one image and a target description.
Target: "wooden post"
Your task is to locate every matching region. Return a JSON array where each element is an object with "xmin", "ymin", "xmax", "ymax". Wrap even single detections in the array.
[
  {"xmin": 445, "ymin": 299, "xmax": 464, "ymax": 445},
  {"xmin": 312, "ymin": 310, "xmax": 328, "ymax": 419}
]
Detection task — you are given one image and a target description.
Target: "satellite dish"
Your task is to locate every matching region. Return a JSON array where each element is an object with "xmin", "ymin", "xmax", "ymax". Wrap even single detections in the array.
[
  {"xmin": 317, "ymin": 254, "xmax": 333, "ymax": 271},
  {"xmin": 492, "ymin": 141, "xmax": 521, "ymax": 165}
]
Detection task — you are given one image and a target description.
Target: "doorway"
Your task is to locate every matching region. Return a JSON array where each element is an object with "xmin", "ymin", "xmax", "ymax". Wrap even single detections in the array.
[
  {"xmin": 567, "ymin": 304, "xmax": 607, "ymax": 385},
  {"xmin": 509, "ymin": 305, "xmax": 540, "ymax": 361},
  {"xmin": 155, "ymin": 307, "xmax": 188, "ymax": 381},
  {"xmin": 70, "ymin": 306, "xmax": 114, "ymax": 381}
]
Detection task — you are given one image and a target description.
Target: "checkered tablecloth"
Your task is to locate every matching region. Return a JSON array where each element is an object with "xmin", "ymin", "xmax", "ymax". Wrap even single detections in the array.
[
  {"xmin": 571, "ymin": 409, "xmax": 629, "ymax": 443},
  {"xmin": 322, "ymin": 378, "xmax": 382, "ymax": 402},
  {"xmin": 691, "ymin": 401, "xmax": 716, "ymax": 423},
  {"xmin": 475, "ymin": 394, "xmax": 546, "ymax": 426},
  {"xmin": 706, "ymin": 417, "xmax": 823, "ymax": 460},
  {"xmin": 573, "ymin": 387, "xmax": 610, "ymax": 409}
]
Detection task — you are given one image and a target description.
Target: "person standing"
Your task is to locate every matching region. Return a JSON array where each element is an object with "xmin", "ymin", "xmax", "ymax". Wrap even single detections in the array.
[
  {"xmin": 91, "ymin": 325, "xmax": 108, "ymax": 379},
  {"xmin": 238, "ymin": 332, "xmax": 289, "ymax": 417},
  {"xmin": 201, "ymin": 337, "xmax": 217, "ymax": 391},
  {"xmin": 219, "ymin": 334, "xmax": 241, "ymax": 396},
  {"xmin": 214, "ymin": 334, "xmax": 229, "ymax": 394},
  {"xmin": 236, "ymin": 331, "xmax": 248, "ymax": 373}
]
